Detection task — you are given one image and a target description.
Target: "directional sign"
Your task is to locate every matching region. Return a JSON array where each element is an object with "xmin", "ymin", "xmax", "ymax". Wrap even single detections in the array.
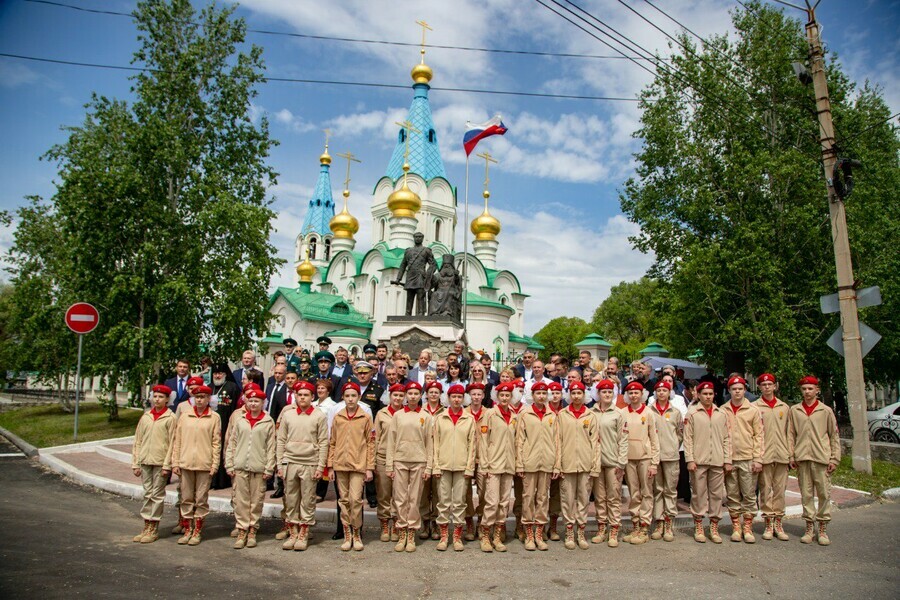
[
  {"xmin": 820, "ymin": 285, "xmax": 882, "ymax": 314},
  {"xmin": 65, "ymin": 303, "xmax": 100, "ymax": 335},
  {"xmin": 826, "ymin": 321, "xmax": 882, "ymax": 358}
]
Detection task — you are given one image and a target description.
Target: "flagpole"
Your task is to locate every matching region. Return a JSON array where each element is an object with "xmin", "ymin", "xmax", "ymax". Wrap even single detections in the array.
[{"xmin": 462, "ymin": 152, "xmax": 469, "ymax": 335}]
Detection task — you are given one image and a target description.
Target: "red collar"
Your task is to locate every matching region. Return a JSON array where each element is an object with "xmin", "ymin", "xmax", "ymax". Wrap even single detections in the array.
[
  {"xmin": 762, "ymin": 397, "xmax": 778, "ymax": 409},
  {"xmin": 425, "ymin": 403, "xmax": 442, "ymax": 415},
  {"xmin": 729, "ymin": 401, "xmax": 743, "ymax": 415},
  {"xmin": 628, "ymin": 404, "xmax": 645, "ymax": 414},
  {"xmin": 802, "ymin": 400, "xmax": 819, "ymax": 416},
  {"xmin": 469, "ymin": 407, "xmax": 483, "ymax": 421},
  {"xmin": 654, "ymin": 403, "xmax": 670, "ymax": 415},
  {"xmin": 704, "ymin": 406, "xmax": 714, "ymax": 418},
  {"xmin": 497, "ymin": 404, "xmax": 512, "ymax": 424},
  {"xmin": 388, "ymin": 405, "xmax": 399, "ymax": 416},
  {"xmin": 568, "ymin": 404, "xmax": 586, "ymax": 419},
  {"xmin": 404, "ymin": 405, "xmax": 422, "ymax": 413},
  {"xmin": 149, "ymin": 407, "xmax": 168, "ymax": 421},
  {"xmin": 449, "ymin": 407, "xmax": 463, "ymax": 425},
  {"xmin": 548, "ymin": 402, "xmax": 562, "ymax": 414},
  {"xmin": 510, "ymin": 404, "xmax": 523, "ymax": 414},
  {"xmin": 532, "ymin": 404, "xmax": 547, "ymax": 420},
  {"xmin": 193, "ymin": 406, "xmax": 210, "ymax": 418},
  {"xmin": 344, "ymin": 407, "xmax": 360, "ymax": 419},
  {"xmin": 295, "ymin": 404, "xmax": 315, "ymax": 416},
  {"xmin": 245, "ymin": 410, "xmax": 266, "ymax": 427}
]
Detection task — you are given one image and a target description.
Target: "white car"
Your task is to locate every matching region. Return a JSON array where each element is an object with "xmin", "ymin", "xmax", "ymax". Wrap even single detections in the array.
[{"xmin": 867, "ymin": 401, "xmax": 900, "ymax": 444}]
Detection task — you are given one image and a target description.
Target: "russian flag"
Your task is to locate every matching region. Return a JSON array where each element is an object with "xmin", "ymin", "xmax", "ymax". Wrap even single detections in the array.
[{"xmin": 463, "ymin": 116, "xmax": 508, "ymax": 156}]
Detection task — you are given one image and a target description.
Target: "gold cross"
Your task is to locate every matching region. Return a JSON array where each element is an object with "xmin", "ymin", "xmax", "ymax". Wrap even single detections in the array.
[
  {"xmin": 322, "ymin": 128, "xmax": 331, "ymax": 151},
  {"xmin": 395, "ymin": 119, "xmax": 421, "ymax": 166},
  {"xmin": 416, "ymin": 20, "xmax": 432, "ymax": 63},
  {"xmin": 476, "ymin": 151, "xmax": 498, "ymax": 189},
  {"xmin": 336, "ymin": 151, "xmax": 361, "ymax": 192}
]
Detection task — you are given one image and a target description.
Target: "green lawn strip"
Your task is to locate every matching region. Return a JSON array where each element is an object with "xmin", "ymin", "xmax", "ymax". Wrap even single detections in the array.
[
  {"xmin": 831, "ymin": 456, "xmax": 900, "ymax": 495},
  {"xmin": 0, "ymin": 404, "xmax": 141, "ymax": 448}
]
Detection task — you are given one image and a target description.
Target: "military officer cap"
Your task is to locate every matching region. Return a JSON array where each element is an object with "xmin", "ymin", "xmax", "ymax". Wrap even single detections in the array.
[
  {"xmin": 315, "ymin": 350, "xmax": 335, "ymax": 364},
  {"xmin": 283, "ymin": 337, "xmax": 298, "ymax": 346},
  {"xmin": 286, "ymin": 365, "xmax": 299, "ymax": 374},
  {"xmin": 298, "ymin": 356, "xmax": 311, "ymax": 365},
  {"xmin": 363, "ymin": 343, "xmax": 377, "ymax": 354},
  {"xmin": 354, "ymin": 360, "xmax": 374, "ymax": 373},
  {"xmin": 316, "ymin": 335, "xmax": 332, "ymax": 346}
]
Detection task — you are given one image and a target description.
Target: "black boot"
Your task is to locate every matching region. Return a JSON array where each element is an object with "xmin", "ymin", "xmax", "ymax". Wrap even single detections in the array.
[{"xmin": 271, "ymin": 475, "xmax": 284, "ymax": 499}]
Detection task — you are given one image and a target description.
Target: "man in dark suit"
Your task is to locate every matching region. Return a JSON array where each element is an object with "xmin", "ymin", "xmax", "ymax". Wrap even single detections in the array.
[
  {"xmin": 480, "ymin": 354, "xmax": 501, "ymax": 386},
  {"xmin": 514, "ymin": 350, "xmax": 536, "ymax": 380},
  {"xmin": 265, "ymin": 362, "xmax": 289, "ymax": 498},
  {"xmin": 407, "ymin": 349, "xmax": 433, "ymax": 386},
  {"xmin": 314, "ymin": 351, "xmax": 342, "ymax": 392},
  {"xmin": 231, "ymin": 349, "xmax": 257, "ymax": 388},
  {"xmin": 164, "ymin": 358, "xmax": 192, "ymax": 410}
]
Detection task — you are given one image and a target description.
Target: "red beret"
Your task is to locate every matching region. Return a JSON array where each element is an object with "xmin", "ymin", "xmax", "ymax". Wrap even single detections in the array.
[
  {"xmin": 466, "ymin": 382, "xmax": 486, "ymax": 393},
  {"xmin": 425, "ymin": 381, "xmax": 443, "ymax": 392},
  {"xmin": 246, "ymin": 388, "xmax": 266, "ymax": 400},
  {"xmin": 624, "ymin": 381, "xmax": 644, "ymax": 392},
  {"xmin": 654, "ymin": 380, "xmax": 672, "ymax": 391},
  {"xmin": 447, "ymin": 384, "xmax": 466, "ymax": 396},
  {"xmin": 756, "ymin": 373, "xmax": 776, "ymax": 384},
  {"xmin": 568, "ymin": 381, "xmax": 586, "ymax": 392},
  {"xmin": 187, "ymin": 376, "xmax": 205, "ymax": 387},
  {"xmin": 292, "ymin": 380, "xmax": 315, "ymax": 393},
  {"xmin": 243, "ymin": 382, "xmax": 261, "ymax": 392},
  {"xmin": 727, "ymin": 376, "xmax": 747, "ymax": 388},
  {"xmin": 193, "ymin": 385, "xmax": 212, "ymax": 396},
  {"xmin": 799, "ymin": 376, "xmax": 819, "ymax": 386},
  {"xmin": 548, "ymin": 381, "xmax": 563, "ymax": 392},
  {"xmin": 596, "ymin": 379, "xmax": 615, "ymax": 391},
  {"xmin": 513, "ymin": 380, "xmax": 525, "ymax": 389},
  {"xmin": 495, "ymin": 382, "xmax": 515, "ymax": 393},
  {"xmin": 696, "ymin": 381, "xmax": 714, "ymax": 392},
  {"xmin": 341, "ymin": 381, "xmax": 361, "ymax": 396},
  {"xmin": 531, "ymin": 382, "xmax": 549, "ymax": 392},
  {"xmin": 389, "ymin": 383, "xmax": 406, "ymax": 393},
  {"xmin": 405, "ymin": 381, "xmax": 423, "ymax": 392},
  {"xmin": 152, "ymin": 384, "xmax": 172, "ymax": 396}
]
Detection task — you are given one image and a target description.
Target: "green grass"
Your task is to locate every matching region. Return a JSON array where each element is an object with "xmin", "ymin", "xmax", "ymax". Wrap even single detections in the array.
[
  {"xmin": 831, "ymin": 455, "xmax": 900, "ymax": 495},
  {"xmin": 0, "ymin": 404, "xmax": 141, "ymax": 448}
]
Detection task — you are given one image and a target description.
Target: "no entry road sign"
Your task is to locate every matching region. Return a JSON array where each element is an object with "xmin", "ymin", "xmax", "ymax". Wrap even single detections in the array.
[{"xmin": 65, "ymin": 303, "xmax": 100, "ymax": 335}]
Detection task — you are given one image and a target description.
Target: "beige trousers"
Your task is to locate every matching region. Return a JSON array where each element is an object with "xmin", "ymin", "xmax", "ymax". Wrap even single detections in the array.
[
  {"xmin": 690, "ymin": 465, "xmax": 725, "ymax": 520},
  {"xmin": 375, "ymin": 458, "xmax": 394, "ymax": 520},
  {"xmin": 179, "ymin": 469, "xmax": 212, "ymax": 519},
  {"xmin": 625, "ymin": 459, "xmax": 652, "ymax": 525},
  {"xmin": 465, "ymin": 470, "xmax": 486, "ymax": 518},
  {"xmin": 140, "ymin": 465, "xmax": 167, "ymax": 522},
  {"xmin": 758, "ymin": 462, "xmax": 789, "ymax": 517},
  {"xmin": 559, "ymin": 472, "xmax": 591, "ymax": 526},
  {"xmin": 725, "ymin": 459, "xmax": 758, "ymax": 517},
  {"xmin": 549, "ymin": 477, "xmax": 561, "ymax": 517},
  {"xmin": 233, "ymin": 470, "xmax": 267, "ymax": 529},
  {"xmin": 653, "ymin": 460, "xmax": 680, "ymax": 519},
  {"xmin": 336, "ymin": 471, "xmax": 365, "ymax": 528},
  {"xmin": 392, "ymin": 461, "xmax": 426, "ymax": 530},
  {"xmin": 521, "ymin": 471, "xmax": 551, "ymax": 525},
  {"xmin": 592, "ymin": 467, "xmax": 623, "ymax": 526},
  {"xmin": 436, "ymin": 470, "xmax": 468, "ymax": 525},
  {"xmin": 482, "ymin": 473, "xmax": 514, "ymax": 527},
  {"xmin": 284, "ymin": 463, "xmax": 318, "ymax": 525},
  {"xmin": 797, "ymin": 461, "xmax": 833, "ymax": 522},
  {"xmin": 419, "ymin": 475, "xmax": 439, "ymax": 521}
]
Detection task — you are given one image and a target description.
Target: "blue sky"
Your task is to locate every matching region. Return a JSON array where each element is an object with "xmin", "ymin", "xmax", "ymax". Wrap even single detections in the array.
[{"xmin": 1, "ymin": 0, "xmax": 897, "ymax": 334}]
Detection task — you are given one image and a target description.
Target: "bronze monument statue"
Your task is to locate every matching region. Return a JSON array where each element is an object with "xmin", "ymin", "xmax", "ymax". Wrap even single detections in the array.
[
  {"xmin": 391, "ymin": 232, "xmax": 438, "ymax": 316},
  {"xmin": 428, "ymin": 254, "xmax": 462, "ymax": 322}
]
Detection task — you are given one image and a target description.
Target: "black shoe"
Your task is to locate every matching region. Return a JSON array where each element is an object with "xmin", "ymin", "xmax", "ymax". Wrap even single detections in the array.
[
  {"xmin": 368, "ymin": 499, "xmax": 378, "ymax": 508},
  {"xmin": 331, "ymin": 530, "xmax": 344, "ymax": 540},
  {"xmin": 272, "ymin": 489, "xmax": 284, "ymax": 499}
]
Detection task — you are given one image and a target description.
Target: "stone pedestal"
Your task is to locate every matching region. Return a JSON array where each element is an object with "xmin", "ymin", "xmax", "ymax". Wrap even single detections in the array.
[{"xmin": 380, "ymin": 316, "xmax": 466, "ymax": 358}]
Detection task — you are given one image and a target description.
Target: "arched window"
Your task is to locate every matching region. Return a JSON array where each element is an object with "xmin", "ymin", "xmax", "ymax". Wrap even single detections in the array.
[
  {"xmin": 434, "ymin": 219, "xmax": 442, "ymax": 242},
  {"xmin": 324, "ymin": 239, "xmax": 331, "ymax": 261},
  {"xmin": 428, "ymin": 129, "xmax": 436, "ymax": 143},
  {"xmin": 500, "ymin": 296, "xmax": 508, "ymax": 306},
  {"xmin": 380, "ymin": 218, "xmax": 386, "ymax": 240},
  {"xmin": 369, "ymin": 279, "xmax": 377, "ymax": 316},
  {"xmin": 342, "ymin": 258, "xmax": 348, "ymax": 277},
  {"xmin": 399, "ymin": 130, "xmax": 406, "ymax": 143},
  {"xmin": 308, "ymin": 237, "xmax": 317, "ymax": 260},
  {"xmin": 316, "ymin": 199, "xmax": 321, "ymax": 206}
]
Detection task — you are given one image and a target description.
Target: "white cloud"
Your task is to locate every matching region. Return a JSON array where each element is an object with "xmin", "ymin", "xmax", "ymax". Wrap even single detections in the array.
[
  {"xmin": 0, "ymin": 58, "xmax": 43, "ymax": 89},
  {"xmin": 273, "ymin": 108, "xmax": 316, "ymax": 133}
]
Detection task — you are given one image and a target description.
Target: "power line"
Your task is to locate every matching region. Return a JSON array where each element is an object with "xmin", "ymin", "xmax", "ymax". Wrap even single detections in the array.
[
  {"xmin": 23, "ymin": 0, "xmax": 661, "ymax": 62},
  {"xmin": 837, "ymin": 111, "xmax": 900, "ymax": 147},
  {"xmin": 0, "ymin": 52, "xmax": 639, "ymax": 102}
]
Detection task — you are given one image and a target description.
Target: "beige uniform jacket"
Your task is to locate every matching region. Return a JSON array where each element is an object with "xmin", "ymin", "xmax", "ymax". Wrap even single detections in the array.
[
  {"xmin": 684, "ymin": 405, "xmax": 732, "ymax": 467},
  {"xmin": 374, "ymin": 406, "xmax": 401, "ymax": 462},
  {"xmin": 556, "ymin": 405, "xmax": 599, "ymax": 475},
  {"xmin": 722, "ymin": 400, "xmax": 764, "ymax": 462},
  {"xmin": 385, "ymin": 407, "xmax": 433, "ymax": 473},
  {"xmin": 593, "ymin": 405, "xmax": 628, "ymax": 470},
  {"xmin": 651, "ymin": 404, "xmax": 684, "ymax": 461},
  {"xmin": 327, "ymin": 408, "xmax": 375, "ymax": 472},
  {"xmin": 624, "ymin": 405, "xmax": 660, "ymax": 465},
  {"xmin": 276, "ymin": 405, "xmax": 328, "ymax": 469},
  {"xmin": 480, "ymin": 406, "xmax": 517, "ymax": 475},
  {"xmin": 131, "ymin": 409, "xmax": 176, "ymax": 470},
  {"xmin": 466, "ymin": 406, "xmax": 489, "ymax": 466},
  {"xmin": 226, "ymin": 412, "xmax": 276, "ymax": 475},
  {"xmin": 432, "ymin": 410, "xmax": 477, "ymax": 476},
  {"xmin": 788, "ymin": 401, "xmax": 841, "ymax": 466},
  {"xmin": 171, "ymin": 408, "xmax": 221, "ymax": 471},
  {"xmin": 515, "ymin": 404, "xmax": 561, "ymax": 473},
  {"xmin": 754, "ymin": 397, "xmax": 792, "ymax": 464}
]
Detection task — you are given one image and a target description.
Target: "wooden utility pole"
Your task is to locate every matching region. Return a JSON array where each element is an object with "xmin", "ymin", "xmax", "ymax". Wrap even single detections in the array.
[{"xmin": 805, "ymin": 2, "xmax": 872, "ymax": 473}]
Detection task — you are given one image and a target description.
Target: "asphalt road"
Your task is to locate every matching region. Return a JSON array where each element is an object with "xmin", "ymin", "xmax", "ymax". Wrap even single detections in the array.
[{"xmin": 0, "ymin": 449, "xmax": 897, "ymax": 599}]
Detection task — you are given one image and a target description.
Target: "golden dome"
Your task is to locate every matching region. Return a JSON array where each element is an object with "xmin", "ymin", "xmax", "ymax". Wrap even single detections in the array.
[
  {"xmin": 387, "ymin": 164, "xmax": 422, "ymax": 218},
  {"xmin": 330, "ymin": 192, "xmax": 359, "ymax": 239},
  {"xmin": 471, "ymin": 190, "xmax": 501, "ymax": 241},
  {"xmin": 411, "ymin": 62, "xmax": 433, "ymax": 85},
  {"xmin": 296, "ymin": 257, "xmax": 317, "ymax": 283},
  {"xmin": 319, "ymin": 148, "xmax": 332, "ymax": 166}
]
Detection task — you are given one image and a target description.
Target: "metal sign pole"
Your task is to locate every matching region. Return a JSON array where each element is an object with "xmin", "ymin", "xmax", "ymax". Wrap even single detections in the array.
[{"xmin": 73, "ymin": 333, "xmax": 83, "ymax": 441}]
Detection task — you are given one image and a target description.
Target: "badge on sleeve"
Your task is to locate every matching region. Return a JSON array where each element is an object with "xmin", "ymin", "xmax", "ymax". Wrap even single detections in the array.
[
  {"xmin": 420, "ymin": 417, "xmax": 425, "ymax": 426},
  {"xmin": 481, "ymin": 425, "xmax": 488, "ymax": 434}
]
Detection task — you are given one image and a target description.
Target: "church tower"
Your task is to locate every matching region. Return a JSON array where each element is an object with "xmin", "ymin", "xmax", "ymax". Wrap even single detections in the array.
[{"xmin": 296, "ymin": 140, "xmax": 335, "ymax": 279}]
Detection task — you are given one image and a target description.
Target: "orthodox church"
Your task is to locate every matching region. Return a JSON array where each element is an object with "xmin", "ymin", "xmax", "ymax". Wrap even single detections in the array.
[{"xmin": 263, "ymin": 49, "xmax": 542, "ymax": 363}]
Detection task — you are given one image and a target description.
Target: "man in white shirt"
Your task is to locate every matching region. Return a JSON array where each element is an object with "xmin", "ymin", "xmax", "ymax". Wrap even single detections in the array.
[
  {"xmin": 408, "ymin": 349, "xmax": 433, "ymax": 386},
  {"xmin": 523, "ymin": 360, "xmax": 553, "ymax": 404},
  {"xmin": 331, "ymin": 347, "xmax": 350, "ymax": 379}
]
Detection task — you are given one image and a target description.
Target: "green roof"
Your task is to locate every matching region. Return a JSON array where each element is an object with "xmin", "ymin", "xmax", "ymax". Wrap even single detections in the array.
[
  {"xmin": 324, "ymin": 328, "xmax": 370, "ymax": 340},
  {"xmin": 269, "ymin": 287, "xmax": 373, "ymax": 329},
  {"xmin": 575, "ymin": 333, "xmax": 613, "ymax": 348},
  {"xmin": 259, "ymin": 332, "xmax": 284, "ymax": 344},
  {"xmin": 322, "ymin": 250, "xmax": 366, "ymax": 281},
  {"xmin": 508, "ymin": 333, "xmax": 544, "ymax": 350},
  {"xmin": 639, "ymin": 342, "xmax": 669, "ymax": 354},
  {"xmin": 465, "ymin": 291, "xmax": 515, "ymax": 313}
]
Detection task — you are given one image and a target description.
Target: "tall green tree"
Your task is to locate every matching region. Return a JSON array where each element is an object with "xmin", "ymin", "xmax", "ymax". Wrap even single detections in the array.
[
  {"xmin": 621, "ymin": 2, "xmax": 899, "ymax": 387},
  {"xmin": 589, "ymin": 277, "xmax": 665, "ymax": 345},
  {"xmin": 4, "ymin": 0, "xmax": 282, "ymax": 418},
  {"xmin": 533, "ymin": 317, "xmax": 590, "ymax": 362}
]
